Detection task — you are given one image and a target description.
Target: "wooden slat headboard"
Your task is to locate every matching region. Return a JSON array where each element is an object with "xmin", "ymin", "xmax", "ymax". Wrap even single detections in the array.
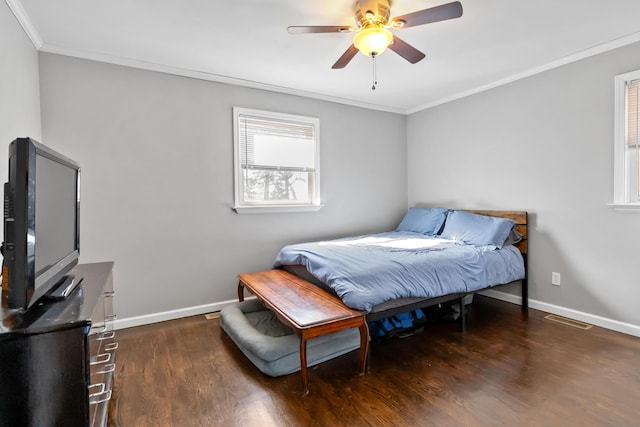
[{"xmin": 464, "ymin": 210, "xmax": 528, "ymax": 255}]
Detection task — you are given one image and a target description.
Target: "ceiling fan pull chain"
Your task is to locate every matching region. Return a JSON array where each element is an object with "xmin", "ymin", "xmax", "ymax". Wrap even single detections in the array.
[{"xmin": 371, "ymin": 53, "xmax": 377, "ymax": 90}]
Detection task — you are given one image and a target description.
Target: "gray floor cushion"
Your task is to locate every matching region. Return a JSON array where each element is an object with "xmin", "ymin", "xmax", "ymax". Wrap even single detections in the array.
[{"xmin": 220, "ymin": 299, "xmax": 361, "ymax": 377}]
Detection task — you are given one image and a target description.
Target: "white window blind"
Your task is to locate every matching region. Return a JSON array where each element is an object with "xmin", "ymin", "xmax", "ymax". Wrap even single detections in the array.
[
  {"xmin": 626, "ymin": 79, "xmax": 640, "ymax": 202},
  {"xmin": 238, "ymin": 115, "xmax": 316, "ymax": 171}
]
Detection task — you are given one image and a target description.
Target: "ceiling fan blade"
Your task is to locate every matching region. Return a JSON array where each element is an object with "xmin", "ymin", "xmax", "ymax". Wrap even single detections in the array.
[
  {"xmin": 332, "ymin": 45, "xmax": 359, "ymax": 69},
  {"xmin": 288, "ymin": 26, "xmax": 354, "ymax": 34},
  {"xmin": 390, "ymin": 1, "xmax": 463, "ymax": 28},
  {"xmin": 388, "ymin": 35, "xmax": 426, "ymax": 64}
]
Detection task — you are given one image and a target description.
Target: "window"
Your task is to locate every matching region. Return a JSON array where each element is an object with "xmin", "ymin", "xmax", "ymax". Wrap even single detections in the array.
[
  {"xmin": 233, "ymin": 107, "xmax": 322, "ymax": 213},
  {"xmin": 613, "ymin": 70, "xmax": 640, "ymax": 211}
]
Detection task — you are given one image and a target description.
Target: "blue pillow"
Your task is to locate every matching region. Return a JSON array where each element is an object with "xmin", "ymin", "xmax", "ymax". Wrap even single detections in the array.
[
  {"xmin": 395, "ymin": 207, "xmax": 448, "ymax": 235},
  {"xmin": 440, "ymin": 210, "xmax": 515, "ymax": 248}
]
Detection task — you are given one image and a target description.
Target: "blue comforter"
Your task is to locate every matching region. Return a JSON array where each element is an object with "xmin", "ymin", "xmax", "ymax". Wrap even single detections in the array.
[{"xmin": 273, "ymin": 231, "xmax": 525, "ymax": 312}]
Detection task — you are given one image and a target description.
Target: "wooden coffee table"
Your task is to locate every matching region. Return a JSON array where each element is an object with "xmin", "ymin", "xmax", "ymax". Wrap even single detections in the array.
[{"xmin": 237, "ymin": 269, "xmax": 369, "ymax": 395}]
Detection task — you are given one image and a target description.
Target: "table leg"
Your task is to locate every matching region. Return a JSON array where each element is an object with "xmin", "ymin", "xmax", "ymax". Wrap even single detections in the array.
[
  {"xmin": 357, "ymin": 321, "xmax": 369, "ymax": 375},
  {"xmin": 237, "ymin": 281, "xmax": 245, "ymax": 302},
  {"xmin": 299, "ymin": 336, "xmax": 309, "ymax": 396}
]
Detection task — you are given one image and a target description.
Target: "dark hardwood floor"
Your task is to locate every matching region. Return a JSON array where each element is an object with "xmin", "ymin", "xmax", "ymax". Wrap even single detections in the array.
[{"xmin": 108, "ymin": 295, "xmax": 640, "ymax": 426}]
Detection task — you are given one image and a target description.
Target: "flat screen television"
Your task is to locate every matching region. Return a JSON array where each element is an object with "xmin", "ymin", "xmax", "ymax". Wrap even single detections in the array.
[{"xmin": 1, "ymin": 137, "xmax": 81, "ymax": 310}]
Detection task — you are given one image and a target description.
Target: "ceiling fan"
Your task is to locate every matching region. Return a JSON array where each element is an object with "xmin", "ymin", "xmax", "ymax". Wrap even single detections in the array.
[{"xmin": 287, "ymin": 0, "xmax": 463, "ymax": 70}]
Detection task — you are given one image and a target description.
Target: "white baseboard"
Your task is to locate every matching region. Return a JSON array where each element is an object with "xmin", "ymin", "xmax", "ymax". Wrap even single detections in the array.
[
  {"xmin": 114, "ymin": 290, "xmax": 640, "ymax": 339},
  {"xmin": 112, "ymin": 298, "xmax": 248, "ymax": 330},
  {"xmin": 480, "ymin": 289, "xmax": 640, "ymax": 338}
]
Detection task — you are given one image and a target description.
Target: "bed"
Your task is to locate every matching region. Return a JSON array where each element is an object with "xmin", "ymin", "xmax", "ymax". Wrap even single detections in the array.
[{"xmin": 273, "ymin": 208, "xmax": 528, "ymax": 332}]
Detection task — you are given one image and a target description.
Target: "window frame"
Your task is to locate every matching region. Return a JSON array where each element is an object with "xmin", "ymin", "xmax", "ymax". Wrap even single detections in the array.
[
  {"xmin": 232, "ymin": 107, "xmax": 322, "ymax": 214},
  {"xmin": 612, "ymin": 70, "xmax": 640, "ymax": 212}
]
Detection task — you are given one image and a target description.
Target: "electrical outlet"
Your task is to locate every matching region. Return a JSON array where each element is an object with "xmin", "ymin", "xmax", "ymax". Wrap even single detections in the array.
[{"xmin": 551, "ymin": 272, "xmax": 561, "ymax": 286}]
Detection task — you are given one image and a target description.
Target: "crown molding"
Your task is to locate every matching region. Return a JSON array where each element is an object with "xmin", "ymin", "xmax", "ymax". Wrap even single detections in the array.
[
  {"xmin": 39, "ymin": 43, "xmax": 408, "ymax": 115},
  {"xmin": 45, "ymin": 28, "xmax": 640, "ymax": 117},
  {"xmin": 407, "ymin": 30, "xmax": 640, "ymax": 114},
  {"xmin": 5, "ymin": 0, "xmax": 42, "ymax": 49}
]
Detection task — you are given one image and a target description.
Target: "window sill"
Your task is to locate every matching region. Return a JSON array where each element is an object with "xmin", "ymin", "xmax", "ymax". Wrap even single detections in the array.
[
  {"xmin": 233, "ymin": 204, "xmax": 324, "ymax": 214},
  {"xmin": 608, "ymin": 203, "xmax": 640, "ymax": 213}
]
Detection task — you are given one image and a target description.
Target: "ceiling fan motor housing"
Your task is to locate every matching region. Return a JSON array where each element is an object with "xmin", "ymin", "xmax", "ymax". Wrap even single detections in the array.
[{"xmin": 355, "ymin": 0, "xmax": 392, "ymax": 27}]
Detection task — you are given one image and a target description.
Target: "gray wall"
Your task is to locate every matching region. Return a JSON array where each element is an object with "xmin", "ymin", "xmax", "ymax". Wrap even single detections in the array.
[
  {"xmin": 38, "ymin": 53, "xmax": 407, "ymax": 321},
  {"xmin": 408, "ymin": 41, "xmax": 640, "ymax": 328},
  {"xmin": 0, "ymin": 1, "xmax": 41, "ymax": 173}
]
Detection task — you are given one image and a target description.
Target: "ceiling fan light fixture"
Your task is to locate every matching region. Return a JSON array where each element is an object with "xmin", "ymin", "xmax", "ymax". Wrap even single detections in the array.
[{"xmin": 353, "ymin": 25, "xmax": 393, "ymax": 57}]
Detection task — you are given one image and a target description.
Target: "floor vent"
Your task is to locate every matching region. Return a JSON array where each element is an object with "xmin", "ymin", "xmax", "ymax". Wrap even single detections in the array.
[
  {"xmin": 544, "ymin": 314, "xmax": 592, "ymax": 330},
  {"xmin": 204, "ymin": 312, "xmax": 220, "ymax": 320}
]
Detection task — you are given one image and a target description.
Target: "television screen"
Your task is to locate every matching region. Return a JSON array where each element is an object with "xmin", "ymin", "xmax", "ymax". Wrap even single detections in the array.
[{"xmin": 34, "ymin": 154, "xmax": 79, "ymax": 278}]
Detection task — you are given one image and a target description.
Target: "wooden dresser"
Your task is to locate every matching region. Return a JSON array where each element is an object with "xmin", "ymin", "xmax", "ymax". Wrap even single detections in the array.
[{"xmin": 0, "ymin": 262, "xmax": 116, "ymax": 427}]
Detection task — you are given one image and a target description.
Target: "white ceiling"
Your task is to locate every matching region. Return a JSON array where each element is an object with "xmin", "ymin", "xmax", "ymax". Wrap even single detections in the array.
[{"xmin": 11, "ymin": 0, "xmax": 640, "ymax": 114}]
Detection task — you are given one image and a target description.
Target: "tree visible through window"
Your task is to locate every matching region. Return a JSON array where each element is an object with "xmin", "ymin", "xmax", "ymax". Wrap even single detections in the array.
[{"xmin": 233, "ymin": 108, "xmax": 321, "ymax": 213}]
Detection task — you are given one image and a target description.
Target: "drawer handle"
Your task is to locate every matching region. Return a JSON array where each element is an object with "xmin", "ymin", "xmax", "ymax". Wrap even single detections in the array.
[
  {"xmin": 97, "ymin": 331, "xmax": 115, "ymax": 340},
  {"xmin": 91, "ymin": 324, "xmax": 107, "ymax": 333},
  {"xmin": 96, "ymin": 363, "xmax": 116, "ymax": 375},
  {"xmin": 91, "ymin": 352, "xmax": 111, "ymax": 365},
  {"xmin": 104, "ymin": 342, "xmax": 119, "ymax": 351},
  {"xmin": 88, "ymin": 383, "xmax": 105, "ymax": 396},
  {"xmin": 105, "ymin": 314, "xmax": 118, "ymax": 322},
  {"xmin": 104, "ymin": 291, "xmax": 116, "ymax": 298},
  {"xmin": 89, "ymin": 389, "xmax": 112, "ymax": 405}
]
